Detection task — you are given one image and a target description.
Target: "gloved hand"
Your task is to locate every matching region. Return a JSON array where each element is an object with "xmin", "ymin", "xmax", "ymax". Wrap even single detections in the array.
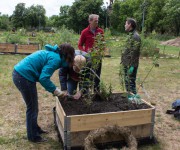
[
  {"xmin": 128, "ymin": 66, "xmax": 134, "ymax": 75},
  {"xmin": 128, "ymin": 94, "xmax": 142, "ymax": 104},
  {"xmin": 73, "ymin": 91, "xmax": 82, "ymax": 100},
  {"xmin": 53, "ymin": 88, "xmax": 66, "ymax": 97}
]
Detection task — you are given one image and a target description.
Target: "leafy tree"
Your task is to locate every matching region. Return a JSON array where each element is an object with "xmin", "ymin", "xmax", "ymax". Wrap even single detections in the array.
[
  {"xmin": 25, "ymin": 5, "xmax": 46, "ymax": 29},
  {"xmin": 68, "ymin": 0, "xmax": 105, "ymax": 33},
  {"xmin": 162, "ymin": 0, "xmax": 180, "ymax": 36},
  {"xmin": 60, "ymin": 5, "xmax": 70, "ymax": 16},
  {"xmin": 11, "ymin": 3, "xmax": 27, "ymax": 28},
  {"xmin": 0, "ymin": 14, "xmax": 11, "ymax": 30},
  {"xmin": 145, "ymin": 0, "xmax": 166, "ymax": 33},
  {"xmin": 110, "ymin": 0, "xmax": 142, "ymax": 33},
  {"xmin": 47, "ymin": 15, "xmax": 59, "ymax": 27}
]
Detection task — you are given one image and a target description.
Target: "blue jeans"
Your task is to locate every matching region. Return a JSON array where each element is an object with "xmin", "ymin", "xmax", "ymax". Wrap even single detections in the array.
[
  {"xmin": 12, "ymin": 70, "xmax": 40, "ymax": 141},
  {"xmin": 67, "ymin": 78, "xmax": 89, "ymax": 95},
  {"xmin": 67, "ymin": 78, "xmax": 78, "ymax": 95}
]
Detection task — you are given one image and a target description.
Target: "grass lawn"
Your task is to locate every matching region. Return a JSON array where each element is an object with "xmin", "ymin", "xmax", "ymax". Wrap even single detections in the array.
[
  {"xmin": 157, "ymin": 44, "xmax": 180, "ymax": 57},
  {"xmin": 0, "ymin": 52, "xmax": 179, "ymax": 149}
]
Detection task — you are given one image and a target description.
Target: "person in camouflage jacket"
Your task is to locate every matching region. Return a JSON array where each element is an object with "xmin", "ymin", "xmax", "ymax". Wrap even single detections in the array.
[{"xmin": 121, "ymin": 18, "xmax": 141, "ymax": 94}]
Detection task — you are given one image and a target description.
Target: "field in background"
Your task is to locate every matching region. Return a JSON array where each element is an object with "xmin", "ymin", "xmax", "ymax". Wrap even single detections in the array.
[{"xmin": 0, "ymin": 33, "xmax": 180, "ymax": 149}]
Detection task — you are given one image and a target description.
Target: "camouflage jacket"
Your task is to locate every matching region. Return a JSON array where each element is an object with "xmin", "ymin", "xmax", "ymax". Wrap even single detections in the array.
[{"xmin": 121, "ymin": 30, "xmax": 141, "ymax": 67}]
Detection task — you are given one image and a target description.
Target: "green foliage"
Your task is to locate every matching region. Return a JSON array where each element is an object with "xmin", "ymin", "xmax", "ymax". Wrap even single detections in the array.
[
  {"xmin": 11, "ymin": 3, "xmax": 46, "ymax": 29},
  {"xmin": 0, "ymin": 14, "xmax": 11, "ymax": 30},
  {"xmin": 68, "ymin": 0, "xmax": 104, "ymax": 33},
  {"xmin": 81, "ymin": 33, "xmax": 114, "ymax": 101},
  {"xmin": 145, "ymin": 0, "xmax": 166, "ymax": 33},
  {"xmin": 110, "ymin": 0, "xmax": 142, "ymax": 33},
  {"xmin": 2, "ymin": 31, "xmax": 25, "ymax": 44},
  {"xmin": 25, "ymin": 5, "xmax": 46, "ymax": 29},
  {"xmin": 11, "ymin": 3, "xmax": 27, "ymax": 28},
  {"xmin": 36, "ymin": 27, "xmax": 79, "ymax": 49},
  {"xmin": 99, "ymin": 82, "xmax": 112, "ymax": 101},
  {"xmin": 141, "ymin": 36, "xmax": 159, "ymax": 57},
  {"xmin": 162, "ymin": 0, "xmax": 180, "ymax": 36},
  {"xmin": 36, "ymin": 31, "xmax": 48, "ymax": 49}
]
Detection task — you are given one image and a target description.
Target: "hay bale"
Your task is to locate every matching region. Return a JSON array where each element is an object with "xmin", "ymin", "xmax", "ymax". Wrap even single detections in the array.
[{"xmin": 84, "ymin": 125, "xmax": 137, "ymax": 150}]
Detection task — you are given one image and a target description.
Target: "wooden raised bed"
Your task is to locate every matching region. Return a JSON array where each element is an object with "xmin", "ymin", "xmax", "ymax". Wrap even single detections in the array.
[
  {"xmin": 55, "ymin": 96, "xmax": 155, "ymax": 149},
  {"xmin": 0, "ymin": 43, "xmax": 39, "ymax": 54},
  {"xmin": 17, "ymin": 44, "xmax": 39, "ymax": 54},
  {"xmin": 0, "ymin": 43, "xmax": 15, "ymax": 53}
]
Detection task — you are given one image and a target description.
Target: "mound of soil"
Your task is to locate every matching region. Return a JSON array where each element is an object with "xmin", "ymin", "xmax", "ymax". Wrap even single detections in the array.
[
  {"xmin": 59, "ymin": 93, "xmax": 151, "ymax": 116},
  {"xmin": 160, "ymin": 38, "xmax": 180, "ymax": 47}
]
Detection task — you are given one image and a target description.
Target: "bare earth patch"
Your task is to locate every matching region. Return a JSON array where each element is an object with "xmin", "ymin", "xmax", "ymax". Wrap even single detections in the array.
[{"xmin": 160, "ymin": 38, "xmax": 180, "ymax": 47}]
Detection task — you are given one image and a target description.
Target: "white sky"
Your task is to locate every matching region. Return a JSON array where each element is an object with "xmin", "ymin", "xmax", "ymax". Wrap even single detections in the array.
[{"xmin": 0, "ymin": 0, "xmax": 108, "ymax": 17}]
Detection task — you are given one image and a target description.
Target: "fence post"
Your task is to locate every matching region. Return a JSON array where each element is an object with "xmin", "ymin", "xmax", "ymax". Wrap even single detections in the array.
[{"xmin": 15, "ymin": 44, "xmax": 18, "ymax": 53}]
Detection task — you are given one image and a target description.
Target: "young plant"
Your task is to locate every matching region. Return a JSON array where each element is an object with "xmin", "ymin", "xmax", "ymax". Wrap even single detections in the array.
[{"xmin": 79, "ymin": 33, "xmax": 113, "ymax": 102}]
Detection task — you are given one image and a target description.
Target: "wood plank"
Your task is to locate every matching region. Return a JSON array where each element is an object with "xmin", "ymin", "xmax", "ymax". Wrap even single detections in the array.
[
  {"xmin": 69, "ymin": 124, "xmax": 152, "ymax": 147},
  {"xmin": 17, "ymin": 49, "xmax": 37, "ymax": 53},
  {"xmin": 56, "ymin": 112, "xmax": 65, "ymax": 143},
  {"xmin": 17, "ymin": 44, "xmax": 39, "ymax": 53},
  {"xmin": 141, "ymin": 99, "xmax": 155, "ymax": 108},
  {"xmin": 0, "ymin": 43, "xmax": 15, "ymax": 53},
  {"xmin": 56, "ymin": 97, "xmax": 66, "ymax": 128},
  {"xmin": 69, "ymin": 109, "xmax": 153, "ymax": 132}
]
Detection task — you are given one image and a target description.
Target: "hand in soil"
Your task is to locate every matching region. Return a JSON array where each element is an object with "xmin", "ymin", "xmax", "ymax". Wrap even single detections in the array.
[{"xmin": 73, "ymin": 91, "xmax": 82, "ymax": 100}]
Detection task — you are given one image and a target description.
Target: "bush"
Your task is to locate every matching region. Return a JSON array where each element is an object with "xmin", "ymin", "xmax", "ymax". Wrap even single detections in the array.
[{"xmin": 141, "ymin": 37, "xmax": 159, "ymax": 57}]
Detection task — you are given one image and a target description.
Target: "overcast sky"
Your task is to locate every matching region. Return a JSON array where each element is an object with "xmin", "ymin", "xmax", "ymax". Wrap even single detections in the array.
[{"xmin": 0, "ymin": 0, "xmax": 108, "ymax": 17}]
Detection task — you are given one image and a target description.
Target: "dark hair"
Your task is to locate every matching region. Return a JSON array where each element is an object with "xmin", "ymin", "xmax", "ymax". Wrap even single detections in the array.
[
  {"xmin": 126, "ymin": 18, "xmax": 137, "ymax": 30},
  {"xmin": 59, "ymin": 43, "xmax": 75, "ymax": 66}
]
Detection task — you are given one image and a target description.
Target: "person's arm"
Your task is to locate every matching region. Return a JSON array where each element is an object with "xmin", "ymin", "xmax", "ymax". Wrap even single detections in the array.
[
  {"xmin": 59, "ymin": 67, "xmax": 68, "ymax": 91},
  {"xmin": 39, "ymin": 62, "xmax": 58, "ymax": 93},
  {"xmin": 78, "ymin": 31, "xmax": 86, "ymax": 51},
  {"xmin": 129, "ymin": 34, "xmax": 141, "ymax": 66}
]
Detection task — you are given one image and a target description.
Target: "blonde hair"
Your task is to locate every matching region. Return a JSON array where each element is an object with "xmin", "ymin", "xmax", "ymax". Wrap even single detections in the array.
[
  {"xmin": 74, "ymin": 55, "xmax": 86, "ymax": 70},
  {"xmin": 88, "ymin": 14, "xmax": 99, "ymax": 21}
]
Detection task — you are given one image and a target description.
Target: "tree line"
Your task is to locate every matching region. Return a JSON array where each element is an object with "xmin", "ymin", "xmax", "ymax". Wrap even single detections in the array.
[{"xmin": 0, "ymin": 0, "xmax": 179, "ymax": 36}]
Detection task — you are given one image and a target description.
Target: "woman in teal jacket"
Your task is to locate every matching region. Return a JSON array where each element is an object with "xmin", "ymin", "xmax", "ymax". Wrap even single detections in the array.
[{"xmin": 12, "ymin": 43, "xmax": 74, "ymax": 143}]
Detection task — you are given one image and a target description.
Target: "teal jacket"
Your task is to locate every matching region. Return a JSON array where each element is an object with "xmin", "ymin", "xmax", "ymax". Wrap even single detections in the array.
[{"xmin": 14, "ymin": 44, "xmax": 68, "ymax": 93}]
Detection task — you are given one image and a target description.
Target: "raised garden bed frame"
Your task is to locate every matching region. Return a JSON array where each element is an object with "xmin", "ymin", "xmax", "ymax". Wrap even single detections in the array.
[{"xmin": 54, "ymin": 95, "xmax": 155, "ymax": 149}]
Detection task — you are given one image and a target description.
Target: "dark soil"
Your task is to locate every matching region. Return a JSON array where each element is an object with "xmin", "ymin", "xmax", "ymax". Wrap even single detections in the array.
[{"xmin": 59, "ymin": 93, "xmax": 151, "ymax": 116}]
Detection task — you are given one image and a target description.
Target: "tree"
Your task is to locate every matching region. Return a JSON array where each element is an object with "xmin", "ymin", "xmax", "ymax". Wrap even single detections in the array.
[
  {"xmin": 11, "ymin": 3, "xmax": 27, "ymax": 28},
  {"xmin": 68, "ymin": 0, "xmax": 105, "ymax": 33},
  {"xmin": 26, "ymin": 5, "xmax": 46, "ymax": 29},
  {"xmin": 162, "ymin": 0, "xmax": 180, "ymax": 36},
  {"xmin": 60, "ymin": 5, "xmax": 70, "ymax": 16},
  {"xmin": 144, "ymin": 0, "xmax": 166, "ymax": 33},
  {"xmin": 0, "ymin": 14, "xmax": 11, "ymax": 30},
  {"xmin": 110, "ymin": 0, "xmax": 142, "ymax": 33}
]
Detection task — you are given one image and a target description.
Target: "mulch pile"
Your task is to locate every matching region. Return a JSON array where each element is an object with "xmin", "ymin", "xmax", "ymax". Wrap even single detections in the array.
[{"xmin": 160, "ymin": 38, "xmax": 180, "ymax": 47}]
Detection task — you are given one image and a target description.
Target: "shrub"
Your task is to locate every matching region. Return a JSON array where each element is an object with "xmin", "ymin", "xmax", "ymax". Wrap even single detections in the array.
[{"xmin": 140, "ymin": 37, "xmax": 159, "ymax": 57}]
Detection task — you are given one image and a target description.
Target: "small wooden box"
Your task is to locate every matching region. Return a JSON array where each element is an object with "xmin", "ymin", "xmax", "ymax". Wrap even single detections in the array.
[{"xmin": 55, "ymin": 96, "xmax": 155, "ymax": 149}]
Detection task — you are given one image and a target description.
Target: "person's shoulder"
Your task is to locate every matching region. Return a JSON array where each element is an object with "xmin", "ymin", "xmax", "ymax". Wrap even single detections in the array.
[
  {"xmin": 133, "ymin": 31, "xmax": 141, "ymax": 41},
  {"xmin": 81, "ymin": 27, "xmax": 89, "ymax": 33},
  {"xmin": 97, "ymin": 27, "xmax": 104, "ymax": 32}
]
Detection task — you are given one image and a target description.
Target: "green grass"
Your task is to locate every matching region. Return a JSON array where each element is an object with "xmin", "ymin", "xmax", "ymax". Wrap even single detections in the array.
[{"xmin": 157, "ymin": 44, "xmax": 180, "ymax": 56}]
